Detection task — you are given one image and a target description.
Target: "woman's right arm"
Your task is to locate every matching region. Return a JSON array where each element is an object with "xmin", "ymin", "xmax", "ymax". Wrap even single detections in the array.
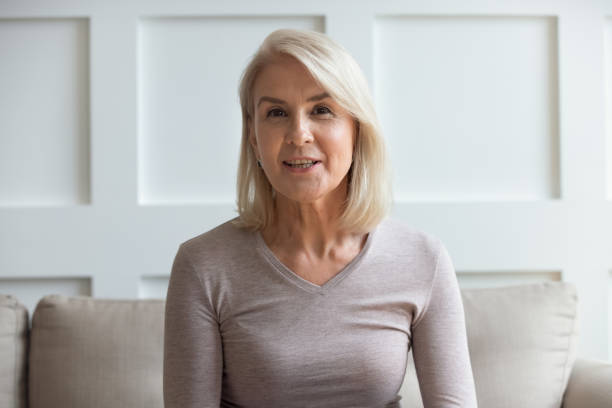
[{"xmin": 163, "ymin": 244, "xmax": 223, "ymax": 407}]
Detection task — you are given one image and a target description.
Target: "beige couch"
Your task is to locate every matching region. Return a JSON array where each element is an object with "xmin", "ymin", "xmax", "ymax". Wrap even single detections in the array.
[{"xmin": 1, "ymin": 282, "xmax": 611, "ymax": 407}]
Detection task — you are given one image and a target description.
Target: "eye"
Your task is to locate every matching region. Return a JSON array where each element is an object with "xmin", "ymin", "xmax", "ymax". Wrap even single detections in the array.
[
  {"xmin": 313, "ymin": 105, "xmax": 333, "ymax": 115},
  {"xmin": 266, "ymin": 108, "xmax": 287, "ymax": 118}
]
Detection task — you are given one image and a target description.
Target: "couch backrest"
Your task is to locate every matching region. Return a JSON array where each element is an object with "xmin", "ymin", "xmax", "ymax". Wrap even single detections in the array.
[
  {"xmin": 1, "ymin": 282, "xmax": 579, "ymax": 408},
  {"xmin": 399, "ymin": 281, "xmax": 578, "ymax": 408},
  {"xmin": 0, "ymin": 295, "xmax": 28, "ymax": 408},
  {"xmin": 28, "ymin": 295, "xmax": 165, "ymax": 408}
]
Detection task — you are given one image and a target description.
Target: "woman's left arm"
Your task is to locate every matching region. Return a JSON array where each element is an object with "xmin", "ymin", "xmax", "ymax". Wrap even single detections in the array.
[{"xmin": 411, "ymin": 241, "xmax": 478, "ymax": 407}]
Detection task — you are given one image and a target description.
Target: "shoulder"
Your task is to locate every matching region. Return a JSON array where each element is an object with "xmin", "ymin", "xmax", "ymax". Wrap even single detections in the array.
[
  {"xmin": 177, "ymin": 217, "xmax": 254, "ymax": 267},
  {"xmin": 373, "ymin": 217, "xmax": 444, "ymax": 262}
]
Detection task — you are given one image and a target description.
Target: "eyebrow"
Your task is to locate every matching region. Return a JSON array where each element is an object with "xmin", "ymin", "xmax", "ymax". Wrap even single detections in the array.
[{"xmin": 257, "ymin": 92, "xmax": 330, "ymax": 108}]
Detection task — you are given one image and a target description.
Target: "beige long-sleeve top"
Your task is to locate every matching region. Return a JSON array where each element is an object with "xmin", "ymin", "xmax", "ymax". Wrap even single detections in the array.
[{"xmin": 163, "ymin": 217, "xmax": 477, "ymax": 407}]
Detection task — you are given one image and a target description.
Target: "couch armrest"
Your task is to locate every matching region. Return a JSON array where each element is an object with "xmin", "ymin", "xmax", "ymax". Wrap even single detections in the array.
[{"xmin": 562, "ymin": 357, "xmax": 612, "ymax": 408}]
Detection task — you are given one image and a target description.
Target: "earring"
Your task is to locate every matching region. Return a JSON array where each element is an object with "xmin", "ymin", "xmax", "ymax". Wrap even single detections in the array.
[{"xmin": 257, "ymin": 160, "xmax": 262, "ymax": 168}]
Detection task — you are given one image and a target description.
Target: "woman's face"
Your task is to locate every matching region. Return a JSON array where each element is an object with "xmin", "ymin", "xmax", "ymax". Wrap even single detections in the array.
[{"xmin": 249, "ymin": 55, "xmax": 356, "ymax": 206}]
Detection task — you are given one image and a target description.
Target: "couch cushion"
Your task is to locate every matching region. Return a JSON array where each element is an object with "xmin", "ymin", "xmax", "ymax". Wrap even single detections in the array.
[
  {"xmin": 29, "ymin": 295, "xmax": 165, "ymax": 408},
  {"xmin": 399, "ymin": 282, "xmax": 578, "ymax": 408},
  {"xmin": 563, "ymin": 357, "xmax": 612, "ymax": 408},
  {"xmin": 0, "ymin": 294, "xmax": 28, "ymax": 408}
]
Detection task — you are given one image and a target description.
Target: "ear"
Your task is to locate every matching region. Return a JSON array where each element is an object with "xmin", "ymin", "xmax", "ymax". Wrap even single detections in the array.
[{"xmin": 247, "ymin": 115, "xmax": 259, "ymax": 160}]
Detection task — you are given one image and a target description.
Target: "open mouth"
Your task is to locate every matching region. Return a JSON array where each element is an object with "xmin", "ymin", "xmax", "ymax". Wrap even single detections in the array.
[{"xmin": 283, "ymin": 160, "xmax": 321, "ymax": 169}]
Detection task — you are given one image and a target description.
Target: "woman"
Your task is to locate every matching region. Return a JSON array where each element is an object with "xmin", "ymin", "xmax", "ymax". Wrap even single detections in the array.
[{"xmin": 164, "ymin": 29, "xmax": 477, "ymax": 407}]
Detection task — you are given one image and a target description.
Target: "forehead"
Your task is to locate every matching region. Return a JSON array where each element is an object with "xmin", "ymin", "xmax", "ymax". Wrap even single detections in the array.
[{"xmin": 252, "ymin": 55, "xmax": 324, "ymax": 99}]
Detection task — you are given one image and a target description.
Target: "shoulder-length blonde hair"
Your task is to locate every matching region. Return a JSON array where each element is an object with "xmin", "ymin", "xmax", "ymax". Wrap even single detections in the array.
[{"xmin": 232, "ymin": 28, "xmax": 392, "ymax": 233}]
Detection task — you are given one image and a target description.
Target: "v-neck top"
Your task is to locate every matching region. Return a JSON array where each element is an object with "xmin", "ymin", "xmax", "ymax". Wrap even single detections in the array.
[
  {"xmin": 163, "ymin": 217, "xmax": 477, "ymax": 408},
  {"xmin": 254, "ymin": 226, "xmax": 376, "ymax": 294}
]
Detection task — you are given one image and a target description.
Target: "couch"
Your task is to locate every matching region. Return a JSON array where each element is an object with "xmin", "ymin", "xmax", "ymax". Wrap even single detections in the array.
[{"xmin": 1, "ymin": 282, "xmax": 611, "ymax": 408}]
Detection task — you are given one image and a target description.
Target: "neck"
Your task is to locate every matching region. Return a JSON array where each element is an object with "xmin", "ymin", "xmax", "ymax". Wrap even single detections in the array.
[{"xmin": 261, "ymin": 180, "xmax": 360, "ymax": 258}]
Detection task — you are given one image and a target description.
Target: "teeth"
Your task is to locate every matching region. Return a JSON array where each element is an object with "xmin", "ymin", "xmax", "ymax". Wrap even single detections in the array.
[
  {"xmin": 291, "ymin": 163, "xmax": 315, "ymax": 168},
  {"xmin": 284, "ymin": 159, "xmax": 318, "ymax": 169},
  {"xmin": 285, "ymin": 159, "xmax": 315, "ymax": 164}
]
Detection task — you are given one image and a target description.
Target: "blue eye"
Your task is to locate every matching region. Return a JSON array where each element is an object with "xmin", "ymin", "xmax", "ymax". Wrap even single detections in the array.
[{"xmin": 267, "ymin": 108, "xmax": 286, "ymax": 118}]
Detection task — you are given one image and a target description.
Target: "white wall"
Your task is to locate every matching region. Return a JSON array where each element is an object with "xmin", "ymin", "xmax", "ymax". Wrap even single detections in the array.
[{"xmin": 0, "ymin": 0, "xmax": 610, "ymax": 361}]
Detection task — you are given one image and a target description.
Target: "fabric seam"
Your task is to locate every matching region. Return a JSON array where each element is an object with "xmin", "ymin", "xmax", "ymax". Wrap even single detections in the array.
[
  {"xmin": 411, "ymin": 238, "xmax": 443, "ymax": 330},
  {"xmin": 257, "ymin": 244, "xmax": 320, "ymax": 294}
]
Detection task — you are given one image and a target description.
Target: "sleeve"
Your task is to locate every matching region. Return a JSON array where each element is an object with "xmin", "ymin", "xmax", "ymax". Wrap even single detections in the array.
[
  {"xmin": 163, "ymin": 244, "xmax": 223, "ymax": 408},
  {"xmin": 411, "ymin": 241, "xmax": 478, "ymax": 407}
]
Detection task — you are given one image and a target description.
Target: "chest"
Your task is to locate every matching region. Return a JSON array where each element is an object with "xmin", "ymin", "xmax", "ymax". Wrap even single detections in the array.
[{"xmin": 218, "ymin": 292, "xmax": 413, "ymax": 407}]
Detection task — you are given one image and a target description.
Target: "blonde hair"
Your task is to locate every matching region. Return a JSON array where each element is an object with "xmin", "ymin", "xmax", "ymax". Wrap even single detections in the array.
[{"xmin": 232, "ymin": 28, "xmax": 392, "ymax": 233}]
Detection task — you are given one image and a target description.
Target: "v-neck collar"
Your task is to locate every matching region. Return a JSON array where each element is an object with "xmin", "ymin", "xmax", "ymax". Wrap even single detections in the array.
[{"xmin": 254, "ymin": 226, "xmax": 377, "ymax": 294}]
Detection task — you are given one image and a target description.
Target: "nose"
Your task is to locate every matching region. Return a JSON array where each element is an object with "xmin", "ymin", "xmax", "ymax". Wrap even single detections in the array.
[{"xmin": 285, "ymin": 111, "xmax": 313, "ymax": 145}]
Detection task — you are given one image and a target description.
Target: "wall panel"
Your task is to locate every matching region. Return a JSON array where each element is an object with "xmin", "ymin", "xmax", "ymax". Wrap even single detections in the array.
[
  {"xmin": 374, "ymin": 16, "xmax": 559, "ymax": 202},
  {"xmin": 0, "ymin": 18, "xmax": 90, "ymax": 206},
  {"xmin": 605, "ymin": 18, "xmax": 612, "ymax": 200},
  {"xmin": 139, "ymin": 275, "xmax": 169, "ymax": 299}
]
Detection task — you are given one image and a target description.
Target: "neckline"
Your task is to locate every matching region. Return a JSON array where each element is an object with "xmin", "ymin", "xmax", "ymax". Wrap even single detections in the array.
[{"xmin": 254, "ymin": 226, "xmax": 377, "ymax": 294}]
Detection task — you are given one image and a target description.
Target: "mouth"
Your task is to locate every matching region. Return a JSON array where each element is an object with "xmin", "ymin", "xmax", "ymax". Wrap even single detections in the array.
[{"xmin": 282, "ymin": 159, "xmax": 321, "ymax": 169}]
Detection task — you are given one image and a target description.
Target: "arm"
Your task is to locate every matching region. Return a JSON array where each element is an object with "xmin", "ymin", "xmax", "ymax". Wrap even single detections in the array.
[
  {"xmin": 163, "ymin": 244, "xmax": 223, "ymax": 408},
  {"xmin": 562, "ymin": 357, "xmax": 612, "ymax": 408},
  {"xmin": 411, "ymin": 241, "xmax": 478, "ymax": 407}
]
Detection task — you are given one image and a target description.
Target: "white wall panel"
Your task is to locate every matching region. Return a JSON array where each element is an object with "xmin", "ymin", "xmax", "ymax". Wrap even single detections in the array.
[
  {"xmin": 0, "ymin": 18, "xmax": 90, "ymax": 206},
  {"xmin": 606, "ymin": 18, "xmax": 612, "ymax": 200},
  {"xmin": 137, "ymin": 16, "xmax": 324, "ymax": 204},
  {"xmin": 139, "ymin": 275, "xmax": 169, "ymax": 299},
  {"xmin": 375, "ymin": 16, "xmax": 559, "ymax": 201},
  {"xmin": 603, "ymin": 18, "xmax": 612, "ymax": 355}
]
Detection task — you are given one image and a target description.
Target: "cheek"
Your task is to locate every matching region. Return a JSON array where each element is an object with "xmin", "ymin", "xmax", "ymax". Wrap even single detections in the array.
[
  {"xmin": 327, "ymin": 124, "xmax": 355, "ymax": 163},
  {"xmin": 255, "ymin": 128, "xmax": 281, "ymax": 160}
]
